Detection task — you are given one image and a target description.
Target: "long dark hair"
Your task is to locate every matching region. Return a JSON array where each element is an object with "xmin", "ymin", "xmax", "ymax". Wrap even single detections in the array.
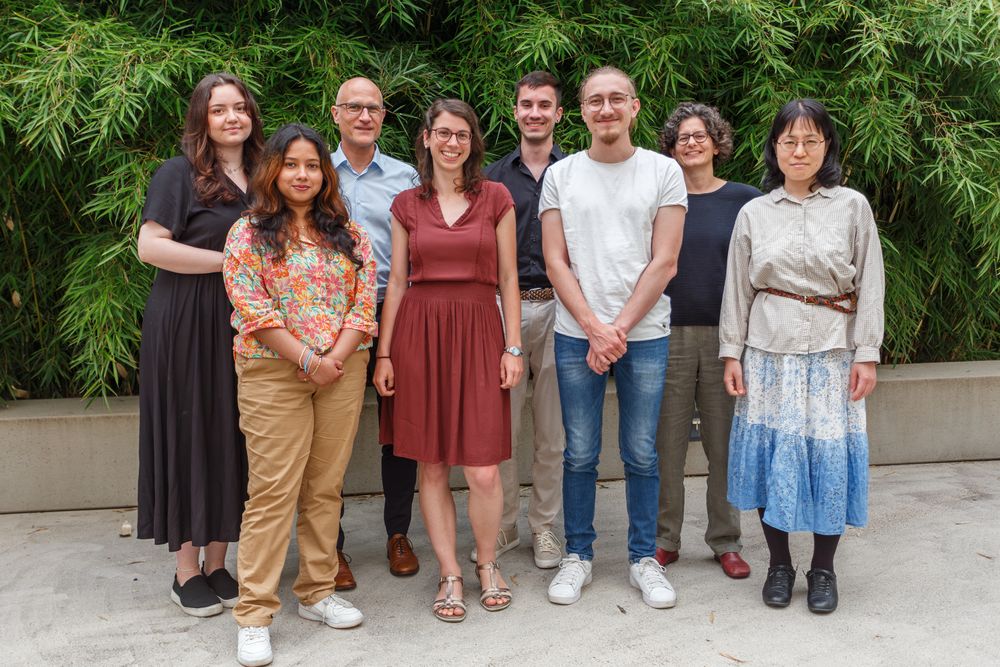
[
  {"xmin": 181, "ymin": 72, "xmax": 265, "ymax": 205},
  {"xmin": 248, "ymin": 124, "xmax": 360, "ymax": 266},
  {"xmin": 415, "ymin": 99, "xmax": 485, "ymax": 199},
  {"xmin": 762, "ymin": 98, "xmax": 842, "ymax": 193}
]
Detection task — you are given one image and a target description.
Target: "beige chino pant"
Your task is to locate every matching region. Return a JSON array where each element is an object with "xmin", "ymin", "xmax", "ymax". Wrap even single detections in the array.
[
  {"xmin": 499, "ymin": 299, "xmax": 565, "ymax": 534},
  {"xmin": 654, "ymin": 326, "xmax": 742, "ymax": 554},
  {"xmin": 233, "ymin": 351, "xmax": 368, "ymax": 627}
]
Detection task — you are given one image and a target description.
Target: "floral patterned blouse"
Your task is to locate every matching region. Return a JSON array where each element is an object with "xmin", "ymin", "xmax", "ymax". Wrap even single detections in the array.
[{"xmin": 223, "ymin": 217, "xmax": 378, "ymax": 359}]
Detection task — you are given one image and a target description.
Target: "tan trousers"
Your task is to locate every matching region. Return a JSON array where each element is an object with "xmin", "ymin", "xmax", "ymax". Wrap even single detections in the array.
[
  {"xmin": 654, "ymin": 326, "xmax": 742, "ymax": 554},
  {"xmin": 232, "ymin": 351, "xmax": 368, "ymax": 627},
  {"xmin": 499, "ymin": 299, "xmax": 565, "ymax": 534}
]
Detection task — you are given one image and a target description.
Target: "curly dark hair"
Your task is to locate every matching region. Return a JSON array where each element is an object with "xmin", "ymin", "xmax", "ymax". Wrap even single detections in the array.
[
  {"xmin": 415, "ymin": 99, "xmax": 485, "ymax": 199},
  {"xmin": 181, "ymin": 72, "xmax": 265, "ymax": 205},
  {"xmin": 658, "ymin": 102, "xmax": 734, "ymax": 166},
  {"xmin": 248, "ymin": 124, "xmax": 360, "ymax": 266},
  {"xmin": 762, "ymin": 98, "xmax": 842, "ymax": 193}
]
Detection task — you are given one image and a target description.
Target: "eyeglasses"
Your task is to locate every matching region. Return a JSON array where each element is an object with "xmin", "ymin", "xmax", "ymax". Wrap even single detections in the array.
[
  {"xmin": 430, "ymin": 127, "xmax": 472, "ymax": 144},
  {"xmin": 335, "ymin": 103, "xmax": 385, "ymax": 118},
  {"xmin": 775, "ymin": 138, "xmax": 825, "ymax": 153},
  {"xmin": 676, "ymin": 131, "xmax": 710, "ymax": 145},
  {"xmin": 583, "ymin": 94, "xmax": 632, "ymax": 112}
]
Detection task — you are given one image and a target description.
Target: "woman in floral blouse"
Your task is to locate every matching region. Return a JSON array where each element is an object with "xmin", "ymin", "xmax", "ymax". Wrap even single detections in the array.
[{"xmin": 223, "ymin": 123, "xmax": 376, "ymax": 667}]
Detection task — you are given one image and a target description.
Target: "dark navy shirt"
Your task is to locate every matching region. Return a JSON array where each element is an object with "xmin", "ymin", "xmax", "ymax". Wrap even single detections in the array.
[
  {"xmin": 667, "ymin": 181, "xmax": 763, "ymax": 326},
  {"xmin": 484, "ymin": 145, "xmax": 567, "ymax": 290}
]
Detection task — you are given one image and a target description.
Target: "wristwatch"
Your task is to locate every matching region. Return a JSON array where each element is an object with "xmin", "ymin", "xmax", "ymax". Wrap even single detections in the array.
[{"xmin": 503, "ymin": 346, "xmax": 524, "ymax": 357}]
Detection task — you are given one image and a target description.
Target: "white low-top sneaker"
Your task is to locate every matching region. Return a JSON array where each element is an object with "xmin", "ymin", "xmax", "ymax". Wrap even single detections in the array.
[
  {"xmin": 547, "ymin": 554, "xmax": 592, "ymax": 605},
  {"xmin": 298, "ymin": 593, "xmax": 364, "ymax": 628},
  {"xmin": 629, "ymin": 557, "xmax": 677, "ymax": 609},
  {"xmin": 533, "ymin": 530, "xmax": 563, "ymax": 569},
  {"xmin": 237, "ymin": 626, "xmax": 272, "ymax": 667}
]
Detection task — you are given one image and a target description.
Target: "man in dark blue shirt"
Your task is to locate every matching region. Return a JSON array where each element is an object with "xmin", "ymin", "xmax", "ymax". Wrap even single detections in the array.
[{"xmin": 473, "ymin": 71, "xmax": 567, "ymax": 570}]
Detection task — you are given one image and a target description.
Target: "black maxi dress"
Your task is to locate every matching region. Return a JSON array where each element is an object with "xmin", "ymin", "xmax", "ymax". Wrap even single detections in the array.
[{"xmin": 137, "ymin": 156, "xmax": 248, "ymax": 551}]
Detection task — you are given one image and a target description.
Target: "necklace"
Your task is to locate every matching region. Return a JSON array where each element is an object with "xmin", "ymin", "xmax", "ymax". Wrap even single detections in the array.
[{"xmin": 222, "ymin": 163, "xmax": 243, "ymax": 176}]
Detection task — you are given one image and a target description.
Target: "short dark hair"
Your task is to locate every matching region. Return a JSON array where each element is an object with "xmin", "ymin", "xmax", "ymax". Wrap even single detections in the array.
[
  {"xmin": 414, "ymin": 99, "xmax": 486, "ymax": 198},
  {"xmin": 515, "ymin": 71, "xmax": 562, "ymax": 106},
  {"xmin": 762, "ymin": 98, "xmax": 842, "ymax": 192},
  {"xmin": 659, "ymin": 102, "xmax": 734, "ymax": 166}
]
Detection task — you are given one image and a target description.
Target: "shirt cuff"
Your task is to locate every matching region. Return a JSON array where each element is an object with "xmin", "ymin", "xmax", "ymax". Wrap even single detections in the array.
[
  {"xmin": 853, "ymin": 346, "xmax": 881, "ymax": 364},
  {"xmin": 719, "ymin": 343, "xmax": 744, "ymax": 360}
]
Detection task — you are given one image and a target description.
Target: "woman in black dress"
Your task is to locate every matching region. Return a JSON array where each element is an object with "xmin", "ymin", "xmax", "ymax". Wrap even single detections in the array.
[{"xmin": 137, "ymin": 72, "xmax": 264, "ymax": 617}]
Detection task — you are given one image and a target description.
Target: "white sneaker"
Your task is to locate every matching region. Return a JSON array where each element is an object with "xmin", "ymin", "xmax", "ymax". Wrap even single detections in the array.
[
  {"xmin": 533, "ymin": 530, "xmax": 563, "ymax": 569},
  {"xmin": 629, "ymin": 557, "xmax": 677, "ymax": 609},
  {"xmin": 237, "ymin": 626, "xmax": 272, "ymax": 667},
  {"xmin": 547, "ymin": 554, "xmax": 592, "ymax": 605},
  {"xmin": 470, "ymin": 525, "xmax": 520, "ymax": 562},
  {"xmin": 298, "ymin": 593, "xmax": 364, "ymax": 628}
]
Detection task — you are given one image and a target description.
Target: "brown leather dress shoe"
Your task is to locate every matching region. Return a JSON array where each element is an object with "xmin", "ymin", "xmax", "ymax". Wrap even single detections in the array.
[
  {"xmin": 715, "ymin": 551, "xmax": 751, "ymax": 579},
  {"xmin": 387, "ymin": 533, "xmax": 420, "ymax": 576},
  {"xmin": 335, "ymin": 551, "xmax": 357, "ymax": 591}
]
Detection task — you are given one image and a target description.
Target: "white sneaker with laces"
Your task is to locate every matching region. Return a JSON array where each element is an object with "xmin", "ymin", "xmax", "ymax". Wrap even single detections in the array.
[
  {"xmin": 237, "ymin": 626, "xmax": 272, "ymax": 667},
  {"xmin": 533, "ymin": 530, "xmax": 563, "ymax": 569},
  {"xmin": 298, "ymin": 593, "xmax": 364, "ymax": 628},
  {"xmin": 547, "ymin": 554, "xmax": 592, "ymax": 605},
  {"xmin": 470, "ymin": 525, "xmax": 520, "ymax": 562},
  {"xmin": 629, "ymin": 556, "xmax": 677, "ymax": 609}
]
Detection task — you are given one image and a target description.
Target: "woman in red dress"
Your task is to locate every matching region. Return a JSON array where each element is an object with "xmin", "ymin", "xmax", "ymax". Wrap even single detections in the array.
[{"xmin": 374, "ymin": 99, "xmax": 523, "ymax": 622}]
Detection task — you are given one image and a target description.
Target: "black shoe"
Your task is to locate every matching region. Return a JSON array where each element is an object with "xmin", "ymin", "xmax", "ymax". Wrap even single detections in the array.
[
  {"xmin": 171, "ymin": 574, "xmax": 224, "ymax": 617},
  {"xmin": 203, "ymin": 566, "xmax": 239, "ymax": 608},
  {"xmin": 806, "ymin": 568, "xmax": 838, "ymax": 613},
  {"xmin": 762, "ymin": 564, "xmax": 796, "ymax": 607}
]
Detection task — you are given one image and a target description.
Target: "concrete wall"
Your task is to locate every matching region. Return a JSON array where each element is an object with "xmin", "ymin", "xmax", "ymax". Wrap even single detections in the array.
[{"xmin": 2, "ymin": 361, "xmax": 998, "ymax": 513}]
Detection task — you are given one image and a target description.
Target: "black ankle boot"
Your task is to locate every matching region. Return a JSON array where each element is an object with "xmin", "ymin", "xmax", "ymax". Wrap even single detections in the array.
[
  {"xmin": 806, "ymin": 568, "xmax": 838, "ymax": 613},
  {"xmin": 762, "ymin": 564, "xmax": 795, "ymax": 607}
]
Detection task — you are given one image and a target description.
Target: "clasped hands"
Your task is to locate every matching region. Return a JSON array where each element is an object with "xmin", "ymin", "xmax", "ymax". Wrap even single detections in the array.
[
  {"xmin": 586, "ymin": 320, "xmax": 627, "ymax": 374},
  {"xmin": 296, "ymin": 356, "xmax": 345, "ymax": 386}
]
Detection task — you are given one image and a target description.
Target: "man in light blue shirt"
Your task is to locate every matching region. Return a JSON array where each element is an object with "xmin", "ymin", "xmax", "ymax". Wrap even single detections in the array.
[{"xmin": 330, "ymin": 77, "xmax": 420, "ymax": 587}]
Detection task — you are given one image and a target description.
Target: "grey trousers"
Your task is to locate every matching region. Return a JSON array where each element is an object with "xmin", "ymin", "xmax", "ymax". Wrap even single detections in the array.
[
  {"xmin": 654, "ymin": 326, "xmax": 742, "ymax": 554},
  {"xmin": 499, "ymin": 299, "xmax": 565, "ymax": 534}
]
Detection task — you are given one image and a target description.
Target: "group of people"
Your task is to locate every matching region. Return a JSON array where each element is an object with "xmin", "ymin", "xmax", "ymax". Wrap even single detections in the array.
[{"xmin": 135, "ymin": 65, "xmax": 884, "ymax": 667}]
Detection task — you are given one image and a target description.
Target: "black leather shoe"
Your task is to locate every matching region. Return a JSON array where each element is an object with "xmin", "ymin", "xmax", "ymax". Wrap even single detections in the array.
[
  {"xmin": 806, "ymin": 568, "xmax": 838, "ymax": 613},
  {"xmin": 762, "ymin": 564, "xmax": 796, "ymax": 607}
]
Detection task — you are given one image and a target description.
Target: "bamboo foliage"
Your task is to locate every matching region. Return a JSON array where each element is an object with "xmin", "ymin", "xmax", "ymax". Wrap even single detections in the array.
[{"xmin": 1, "ymin": 0, "xmax": 997, "ymax": 399}]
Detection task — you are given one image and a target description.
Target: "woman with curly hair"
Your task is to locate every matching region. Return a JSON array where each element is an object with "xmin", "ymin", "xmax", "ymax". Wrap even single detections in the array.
[
  {"xmin": 652, "ymin": 102, "xmax": 761, "ymax": 579},
  {"xmin": 137, "ymin": 72, "xmax": 263, "ymax": 618},
  {"xmin": 374, "ymin": 99, "xmax": 523, "ymax": 622},
  {"xmin": 720, "ymin": 99, "xmax": 884, "ymax": 614},
  {"xmin": 223, "ymin": 123, "xmax": 376, "ymax": 665}
]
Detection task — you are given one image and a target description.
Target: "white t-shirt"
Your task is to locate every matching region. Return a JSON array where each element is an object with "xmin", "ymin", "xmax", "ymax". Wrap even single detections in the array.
[{"xmin": 539, "ymin": 147, "xmax": 687, "ymax": 341}]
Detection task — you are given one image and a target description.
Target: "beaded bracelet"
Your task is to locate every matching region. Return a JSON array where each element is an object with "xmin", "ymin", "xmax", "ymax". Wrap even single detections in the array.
[{"xmin": 307, "ymin": 355, "xmax": 323, "ymax": 376}]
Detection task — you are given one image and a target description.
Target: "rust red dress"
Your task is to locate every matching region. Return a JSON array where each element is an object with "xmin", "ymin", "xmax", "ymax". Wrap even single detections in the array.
[{"xmin": 380, "ymin": 181, "xmax": 515, "ymax": 466}]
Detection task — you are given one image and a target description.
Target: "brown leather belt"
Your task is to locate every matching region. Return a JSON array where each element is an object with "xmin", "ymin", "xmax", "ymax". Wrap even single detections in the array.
[
  {"xmin": 761, "ymin": 287, "xmax": 857, "ymax": 314},
  {"xmin": 498, "ymin": 287, "xmax": 555, "ymax": 301}
]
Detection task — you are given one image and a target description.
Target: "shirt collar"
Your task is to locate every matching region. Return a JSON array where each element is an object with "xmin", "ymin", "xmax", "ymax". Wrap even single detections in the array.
[
  {"xmin": 511, "ymin": 143, "xmax": 566, "ymax": 167},
  {"xmin": 332, "ymin": 143, "xmax": 385, "ymax": 175},
  {"xmin": 769, "ymin": 185, "xmax": 836, "ymax": 202}
]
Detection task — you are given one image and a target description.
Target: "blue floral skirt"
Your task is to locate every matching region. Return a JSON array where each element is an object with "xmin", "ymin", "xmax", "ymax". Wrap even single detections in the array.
[{"xmin": 727, "ymin": 347, "xmax": 868, "ymax": 535}]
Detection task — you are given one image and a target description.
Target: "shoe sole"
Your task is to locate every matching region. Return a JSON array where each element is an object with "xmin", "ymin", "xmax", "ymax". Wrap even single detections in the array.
[
  {"xmin": 547, "ymin": 572, "xmax": 592, "ymax": 605},
  {"xmin": 334, "ymin": 581, "xmax": 357, "ymax": 592},
  {"xmin": 388, "ymin": 564, "xmax": 420, "ymax": 577},
  {"xmin": 534, "ymin": 554, "xmax": 562, "ymax": 569},
  {"xmin": 170, "ymin": 590, "xmax": 223, "ymax": 617},
  {"xmin": 218, "ymin": 595, "xmax": 238, "ymax": 609},
  {"xmin": 629, "ymin": 575, "xmax": 677, "ymax": 609},
  {"xmin": 763, "ymin": 598, "xmax": 792, "ymax": 608},
  {"xmin": 470, "ymin": 537, "xmax": 520, "ymax": 563},
  {"xmin": 237, "ymin": 651, "xmax": 273, "ymax": 667},
  {"xmin": 297, "ymin": 605, "xmax": 364, "ymax": 629}
]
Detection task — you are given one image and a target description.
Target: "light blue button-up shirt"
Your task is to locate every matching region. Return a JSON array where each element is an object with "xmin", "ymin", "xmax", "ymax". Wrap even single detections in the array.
[{"xmin": 332, "ymin": 143, "xmax": 419, "ymax": 302}]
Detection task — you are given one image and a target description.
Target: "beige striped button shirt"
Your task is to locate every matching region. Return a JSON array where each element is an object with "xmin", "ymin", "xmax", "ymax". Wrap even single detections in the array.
[{"xmin": 719, "ymin": 185, "xmax": 885, "ymax": 364}]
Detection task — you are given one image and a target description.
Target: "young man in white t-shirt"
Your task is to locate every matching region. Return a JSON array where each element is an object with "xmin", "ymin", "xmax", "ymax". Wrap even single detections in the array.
[{"xmin": 539, "ymin": 66, "xmax": 687, "ymax": 609}]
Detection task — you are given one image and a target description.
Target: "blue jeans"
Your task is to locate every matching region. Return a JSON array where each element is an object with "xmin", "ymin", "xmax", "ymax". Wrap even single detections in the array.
[{"xmin": 555, "ymin": 333, "xmax": 670, "ymax": 563}]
